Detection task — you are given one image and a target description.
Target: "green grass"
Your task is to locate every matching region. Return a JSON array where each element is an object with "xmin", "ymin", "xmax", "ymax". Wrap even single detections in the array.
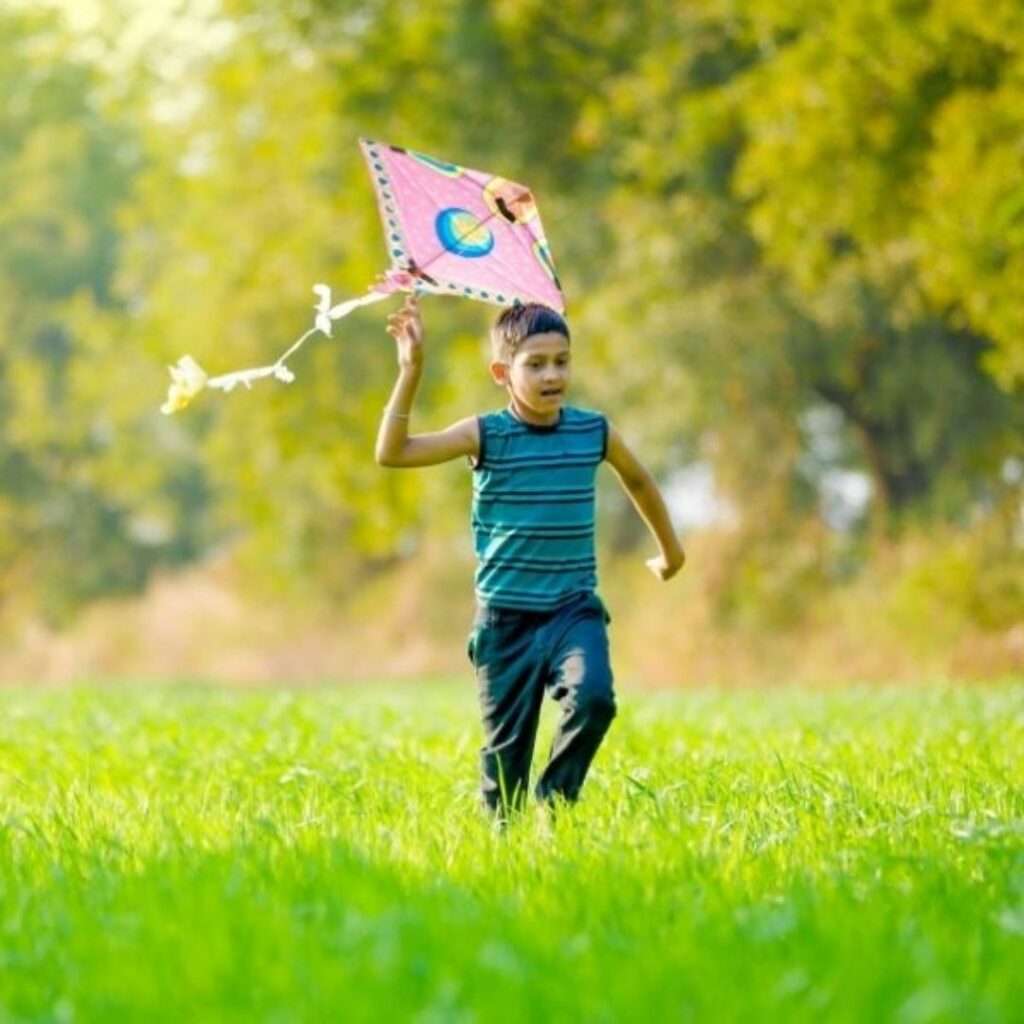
[{"xmin": 1, "ymin": 682, "xmax": 1022, "ymax": 1023}]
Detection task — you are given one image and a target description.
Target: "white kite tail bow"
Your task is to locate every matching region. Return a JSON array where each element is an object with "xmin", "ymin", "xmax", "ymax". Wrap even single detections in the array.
[{"xmin": 160, "ymin": 283, "xmax": 394, "ymax": 413}]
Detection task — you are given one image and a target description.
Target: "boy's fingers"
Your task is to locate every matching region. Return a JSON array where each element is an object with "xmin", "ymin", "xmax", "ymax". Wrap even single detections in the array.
[{"xmin": 646, "ymin": 557, "xmax": 669, "ymax": 580}]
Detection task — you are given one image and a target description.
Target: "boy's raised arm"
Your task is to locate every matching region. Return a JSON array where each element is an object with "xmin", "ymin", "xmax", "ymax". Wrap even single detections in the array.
[
  {"xmin": 604, "ymin": 423, "xmax": 686, "ymax": 581},
  {"xmin": 375, "ymin": 295, "xmax": 480, "ymax": 468}
]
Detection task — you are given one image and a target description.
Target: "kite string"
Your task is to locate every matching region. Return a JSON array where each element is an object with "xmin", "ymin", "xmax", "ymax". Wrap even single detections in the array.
[
  {"xmin": 206, "ymin": 289, "xmax": 392, "ymax": 393},
  {"xmin": 275, "ymin": 326, "xmax": 318, "ymax": 368}
]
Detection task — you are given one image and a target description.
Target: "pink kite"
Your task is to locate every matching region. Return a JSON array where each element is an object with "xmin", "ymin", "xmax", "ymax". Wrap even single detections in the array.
[
  {"xmin": 161, "ymin": 138, "xmax": 564, "ymax": 413},
  {"xmin": 360, "ymin": 138, "xmax": 563, "ymax": 311}
]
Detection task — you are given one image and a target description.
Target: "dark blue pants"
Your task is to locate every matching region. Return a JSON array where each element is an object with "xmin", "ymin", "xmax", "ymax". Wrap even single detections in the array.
[{"xmin": 467, "ymin": 592, "xmax": 616, "ymax": 815}]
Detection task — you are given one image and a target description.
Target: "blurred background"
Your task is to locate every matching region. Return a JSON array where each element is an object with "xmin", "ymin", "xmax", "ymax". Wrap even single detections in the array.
[{"xmin": 1, "ymin": 0, "xmax": 1022, "ymax": 686}]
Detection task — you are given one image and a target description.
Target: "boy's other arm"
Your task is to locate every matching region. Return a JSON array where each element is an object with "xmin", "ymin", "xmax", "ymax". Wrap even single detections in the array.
[
  {"xmin": 605, "ymin": 423, "xmax": 686, "ymax": 581},
  {"xmin": 375, "ymin": 294, "xmax": 480, "ymax": 468}
]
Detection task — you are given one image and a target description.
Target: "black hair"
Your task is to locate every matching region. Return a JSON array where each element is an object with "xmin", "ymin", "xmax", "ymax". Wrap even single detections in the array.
[{"xmin": 490, "ymin": 303, "xmax": 570, "ymax": 362}]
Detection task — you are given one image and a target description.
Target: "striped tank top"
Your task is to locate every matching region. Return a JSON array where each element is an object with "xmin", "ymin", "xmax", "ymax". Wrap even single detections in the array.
[{"xmin": 471, "ymin": 406, "xmax": 608, "ymax": 610}]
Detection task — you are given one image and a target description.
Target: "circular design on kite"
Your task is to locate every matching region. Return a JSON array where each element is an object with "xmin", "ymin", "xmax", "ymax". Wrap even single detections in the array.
[
  {"xmin": 483, "ymin": 177, "xmax": 538, "ymax": 225},
  {"xmin": 410, "ymin": 150, "xmax": 463, "ymax": 178},
  {"xmin": 435, "ymin": 208, "xmax": 494, "ymax": 258}
]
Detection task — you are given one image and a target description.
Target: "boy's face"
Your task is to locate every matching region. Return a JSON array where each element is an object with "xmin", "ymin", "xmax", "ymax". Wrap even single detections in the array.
[{"xmin": 490, "ymin": 331, "xmax": 571, "ymax": 426}]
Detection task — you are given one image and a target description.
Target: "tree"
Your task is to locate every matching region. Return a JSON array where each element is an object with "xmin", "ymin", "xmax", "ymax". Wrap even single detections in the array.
[
  {"xmin": 0, "ymin": 7, "xmax": 213, "ymax": 621},
  {"xmin": 560, "ymin": 0, "xmax": 1023, "ymax": 530}
]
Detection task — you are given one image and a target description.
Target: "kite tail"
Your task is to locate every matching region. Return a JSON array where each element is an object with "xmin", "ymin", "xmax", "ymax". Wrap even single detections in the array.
[{"xmin": 160, "ymin": 286, "xmax": 395, "ymax": 414}]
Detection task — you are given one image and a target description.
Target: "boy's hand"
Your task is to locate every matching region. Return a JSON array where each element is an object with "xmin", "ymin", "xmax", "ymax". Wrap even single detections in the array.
[
  {"xmin": 386, "ymin": 295, "xmax": 423, "ymax": 372},
  {"xmin": 646, "ymin": 550, "xmax": 685, "ymax": 581}
]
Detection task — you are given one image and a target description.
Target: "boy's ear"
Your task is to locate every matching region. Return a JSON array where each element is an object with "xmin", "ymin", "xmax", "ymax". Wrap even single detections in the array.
[{"xmin": 489, "ymin": 360, "xmax": 509, "ymax": 387}]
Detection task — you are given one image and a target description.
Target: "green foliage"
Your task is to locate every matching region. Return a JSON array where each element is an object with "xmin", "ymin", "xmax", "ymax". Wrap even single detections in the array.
[
  {"xmin": 0, "ymin": 8, "xmax": 214, "ymax": 621},
  {"xmin": 1, "ymin": 0, "xmax": 1022, "ymax": 626},
  {"xmin": 889, "ymin": 528, "xmax": 1024, "ymax": 634},
  {"xmin": 731, "ymin": 0, "xmax": 1023, "ymax": 323},
  {"xmin": 1, "ymin": 684, "xmax": 1023, "ymax": 1020},
  {"xmin": 722, "ymin": 0, "xmax": 1024, "ymax": 514},
  {"xmin": 577, "ymin": 0, "xmax": 1024, "ymax": 527}
]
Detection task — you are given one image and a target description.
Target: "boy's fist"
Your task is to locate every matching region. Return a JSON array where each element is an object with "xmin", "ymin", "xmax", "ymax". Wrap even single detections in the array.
[{"xmin": 646, "ymin": 550, "xmax": 685, "ymax": 581}]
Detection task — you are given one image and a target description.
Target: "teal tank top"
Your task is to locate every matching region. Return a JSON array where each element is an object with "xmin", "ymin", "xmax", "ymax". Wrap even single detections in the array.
[{"xmin": 472, "ymin": 407, "xmax": 608, "ymax": 610}]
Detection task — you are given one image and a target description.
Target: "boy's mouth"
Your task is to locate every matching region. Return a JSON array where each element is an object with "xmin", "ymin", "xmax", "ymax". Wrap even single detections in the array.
[{"xmin": 540, "ymin": 388, "xmax": 562, "ymax": 398}]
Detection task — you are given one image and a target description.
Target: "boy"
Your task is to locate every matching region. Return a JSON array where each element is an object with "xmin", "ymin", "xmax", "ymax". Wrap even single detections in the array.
[{"xmin": 376, "ymin": 296, "xmax": 685, "ymax": 817}]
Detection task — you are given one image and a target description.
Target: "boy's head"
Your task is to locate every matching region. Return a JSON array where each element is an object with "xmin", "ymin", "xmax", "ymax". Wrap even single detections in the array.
[
  {"xmin": 490, "ymin": 303, "xmax": 570, "ymax": 365},
  {"xmin": 489, "ymin": 303, "xmax": 572, "ymax": 424}
]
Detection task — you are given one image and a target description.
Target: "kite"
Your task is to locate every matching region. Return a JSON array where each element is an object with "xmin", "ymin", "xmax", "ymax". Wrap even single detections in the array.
[{"xmin": 161, "ymin": 138, "xmax": 564, "ymax": 413}]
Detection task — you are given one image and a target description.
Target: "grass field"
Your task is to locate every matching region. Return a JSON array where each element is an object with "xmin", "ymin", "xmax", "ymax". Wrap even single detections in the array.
[{"xmin": 1, "ymin": 682, "xmax": 1022, "ymax": 1023}]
